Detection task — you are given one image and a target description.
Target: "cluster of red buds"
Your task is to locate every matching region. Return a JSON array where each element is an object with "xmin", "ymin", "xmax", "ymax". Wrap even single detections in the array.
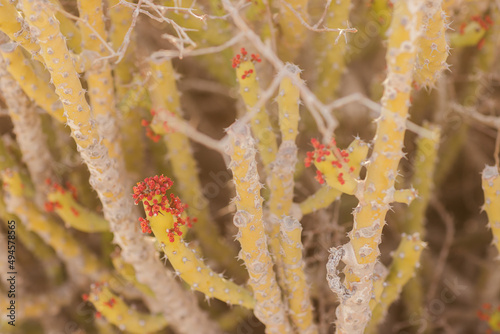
[
  {"xmin": 140, "ymin": 119, "xmax": 160, "ymax": 142},
  {"xmin": 142, "ymin": 109, "xmax": 176, "ymax": 142},
  {"xmin": 241, "ymin": 69, "xmax": 253, "ymax": 80},
  {"xmin": 459, "ymin": 15, "xmax": 494, "ymax": 50},
  {"xmin": 231, "ymin": 47, "xmax": 262, "ymax": 69},
  {"xmin": 45, "ymin": 178, "xmax": 78, "ymax": 199},
  {"xmin": 477, "ymin": 303, "xmax": 500, "ymax": 334},
  {"xmin": 44, "ymin": 179, "xmax": 79, "ymax": 216},
  {"xmin": 103, "ymin": 298, "xmax": 116, "ymax": 308},
  {"xmin": 304, "ymin": 138, "xmax": 353, "ymax": 186},
  {"xmin": 471, "ymin": 15, "xmax": 494, "ymax": 30},
  {"xmin": 133, "ymin": 175, "xmax": 197, "ymax": 241},
  {"xmin": 44, "ymin": 201, "xmax": 62, "ymax": 212}
]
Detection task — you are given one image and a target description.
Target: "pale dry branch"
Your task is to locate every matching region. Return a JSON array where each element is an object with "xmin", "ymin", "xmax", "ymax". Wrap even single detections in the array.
[
  {"xmin": 150, "ymin": 32, "xmax": 244, "ymax": 59},
  {"xmin": 280, "ymin": 0, "xmax": 357, "ymax": 44},
  {"xmin": 452, "ymin": 103, "xmax": 500, "ymax": 129},
  {"xmin": 222, "ymin": 0, "xmax": 337, "ymax": 140}
]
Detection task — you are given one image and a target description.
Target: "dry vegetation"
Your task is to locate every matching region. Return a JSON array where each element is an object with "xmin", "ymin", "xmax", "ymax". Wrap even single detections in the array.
[{"xmin": 0, "ymin": 0, "xmax": 500, "ymax": 333}]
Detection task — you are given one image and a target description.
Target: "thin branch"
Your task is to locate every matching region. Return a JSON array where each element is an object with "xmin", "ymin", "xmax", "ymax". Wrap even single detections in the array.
[
  {"xmin": 113, "ymin": 0, "xmax": 143, "ymax": 64},
  {"xmin": 280, "ymin": 0, "xmax": 357, "ymax": 44},
  {"xmin": 51, "ymin": 4, "xmax": 116, "ymax": 56},
  {"xmin": 222, "ymin": 0, "xmax": 337, "ymax": 139},
  {"xmin": 452, "ymin": 103, "xmax": 500, "ymax": 129},
  {"xmin": 150, "ymin": 32, "xmax": 244, "ymax": 60}
]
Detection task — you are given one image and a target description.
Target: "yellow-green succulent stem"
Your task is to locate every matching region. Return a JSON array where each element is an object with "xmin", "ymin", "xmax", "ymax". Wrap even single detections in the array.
[
  {"xmin": 314, "ymin": 0, "xmax": 351, "ymax": 102},
  {"xmin": 0, "ymin": 44, "xmax": 65, "ymax": 122},
  {"xmin": 277, "ymin": 0, "xmax": 308, "ymax": 61},
  {"xmin": 21, "ymin": 3, "xmax": 221, "ymax": 331},
  {"xmin": 227, "ymin": 123, "xmax": 292, "ymax": 334},
  {"xmin": 0, "ymin": 194, "xmax": 64, "ymax": 285},
  {"xmin": 404, "ymin": 123, "xmax": 441, "ymax": 235},
  {"xmin": 0, "ymin": 0, "xmax": 42, "ymax": 60},
  {"xmin": 47, "ymin": 0, "xmax": 82, "ymax": 52},
  {"xmin": 482, "ymin": 166, "xmax": 500, "ymax": 255},
  {"xmin": 366, "ymin": 233, "xmax": 425, "ymax": 333},
  {"xmin": 267, "ymin": 66, "xmax": 302, "ymax": 295},
  {"xmin": 108, "ymin": 0, "xmax": 136, "ymax": 87},
  {"xmin": 235, "ymin": 59, "xmax": 278, "ymax": 174},
  {"xmin": 47, "ymin": 188, "xmax": 110, "ymax": 233},
  {"xmin": 88, "ymin": 283, "xmax": 168, "ymax": 334},
  {"xmin": 110, "ymin": 250, "xmax": 154, "ymax": 297},
  {"xmin": 299, "ymin": 186, "xmax": 340, "ymax": 216},
  {"xmin": 148, "ymin": 58, "xmax": 244, "ymax": 279},
  {"xmin": 77, "ymin": 0, "xmax": 121, "ymax": 160},
  {"xmin": 280, "ymin": 217, "xmax": 318, "ymax": 333},
  {"xmin": 140, "ymin": 195, "xmax": 255, "ymax": 309},
  {"xmin": 0, "ymin": 53, "xmax": 55, "ymax": 204},
  {"xmin": 414, "ymin": 0, "xmax": 449, "ymax": 88},
  {"xmin": 448, "ymin": 21, "xmax": 487, "ymax": 48},
  {"xmin": 332, "ymin": 1, "xmax": 423, "ymax": 332},
  {"xmin": 299, "ymin": 137, "xmax": 368, "ymax": 216},
  {"xmin": 1, "ymin": 170, "xmax": 104, "ymax": 284},
  {"xmin": 269, "ymin": 65, "xmax": 316, "ymax": 332}
]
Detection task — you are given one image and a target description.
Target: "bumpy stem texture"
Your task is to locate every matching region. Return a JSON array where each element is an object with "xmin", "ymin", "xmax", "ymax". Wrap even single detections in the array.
[
  {"xmin": 226, "ymin": 123, "xmax": 292, "ymax": 334},
  {"xmin": 278, "ymin": 0, "xmax": 308, "ymax": 61},
  {"xmin": 20, "ymin": 1, "xmax": 221, "ymax": 332},
  {"xmin": 234, "ymin": 49, "xmax": 278, "ymax": 174},
  {"xmin": 0, "ymin": 55, "xmax": 54, "ymax": 205},
  {"xmin": 87, "ymin": 282, "xmax": 168, "ymax": 333},
  {"xmin": 0, "ymin": 43, "xmax": 65, "ymax": 122},
  {"xmin": 414, "ymin": 0, "xmax": 449, "ymax": 88},
  {"xmin": 329, "ymin": 1, "xmax": 423, "ymax": 332},
  {"xmin": 1, "ymin": 170, "xmax": 104, "ymax": 287},
  {"xmin": 148, "ymin": 58, "xmax": 243, "ymax": 278},
  {"xmin": 482, "ymin": 166, "xmax": 500, "ymax": 255},
  {"xmin": 280, "ymin": 216, "xmax": 317, "ymax": 333},
  {"xmin": 366, "ymin": 233, "xmax": 426, "ymax": 332}
]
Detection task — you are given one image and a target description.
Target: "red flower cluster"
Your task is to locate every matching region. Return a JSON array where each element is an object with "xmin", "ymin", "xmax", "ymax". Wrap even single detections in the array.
[
  {"xmin": 103, "ymin": 298, "xmax": 116, "ymax": 308},
  {"xmin": 471, "ymin": 15, "xmax": 494, "ymax": 31},
  {"xmin": 46, "ymin": 178, "xmax": 78, "ymax": 199},
  {"xmin": 44, "ymin": 201, "xmax": 62, "ymax": 212},
  {"xmin": 241, "ymin": 69, "xmax": 253, "ymax": 80},
  {"xmin": 231, "ymin": 47, "xmax": 262, "ymax": 69},
  {"xmin": 477, "ymin": 303, "xmax": 500, "ymax": 334},
  {"xmin": 44, "ymin": 179, "xmax": 79, "ymax": 215},
  {"xmin": 133, "ymin": 175, "xmax": 197, "ymax": 241},
  {"xmin": 460, "ymin": 15, "xmax": 494, "ymax": 50},
  {"xmin": 304, "ymin": 138, "xmax": 354, "ymax": 186},
  {"xmin": 141, "ymin": 117, "xmax": 161, "ymax": 142}
]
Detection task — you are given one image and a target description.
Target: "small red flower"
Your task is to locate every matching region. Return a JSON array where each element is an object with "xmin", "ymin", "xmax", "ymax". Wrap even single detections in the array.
[
  {"xmin": 315, "ymin": 170, "xmax": 325, "ymax": 184},
  {"xmin": 232, "ymin": 48, "xmax": 262, "ymax": 68},
  {"xmin": 459, "ymin": 22, "xmax": 466, "ymax": 35},
  {"xmin": 65, "ymin": 181, "xmax": 78, "ymax": 199},
  {"xmin": 133, "ymin": 175, "xmax": 195, "ymax": 241},
  {"xmin": 70, "ymin": 207, "xmax": 80, "ymax": 217},
  {"xmin": 104, "ymin": 298, "xmax": 116, "ymax": 308}
]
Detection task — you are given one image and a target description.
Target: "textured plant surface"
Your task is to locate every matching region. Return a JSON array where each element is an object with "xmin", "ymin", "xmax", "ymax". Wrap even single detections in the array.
[{"xmin": 0, "ymin": 0, "xmax": 499, "ymax": 333}]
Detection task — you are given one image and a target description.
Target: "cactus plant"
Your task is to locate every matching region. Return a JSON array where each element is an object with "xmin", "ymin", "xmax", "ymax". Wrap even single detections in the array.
[{"xmin": 0, "ymin": 0, "xmax": 499, "ymax": 333}]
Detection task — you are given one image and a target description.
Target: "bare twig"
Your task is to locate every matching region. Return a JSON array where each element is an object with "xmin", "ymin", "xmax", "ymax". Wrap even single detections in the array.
[
  {"xmin": 222, "ymin": 0, "xmax": 337, "ymax": 138},
  {"xmin": 51, "ymin": 4, "xmax": 116, "ymax": 56},
  {"xmin": 452, "ymin": 103, "xmax": 500, "ymax": 129},
  {"xmin": 113, "ymin": 0, "xmax": 143, "ymax": 64},
  {"xmin": 280, "ymin": 0, "xmax": 357, "ymax": 44},
  {"xmin": 150, "ymin": 32, "xmax": 244, "ymax": 59}
]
